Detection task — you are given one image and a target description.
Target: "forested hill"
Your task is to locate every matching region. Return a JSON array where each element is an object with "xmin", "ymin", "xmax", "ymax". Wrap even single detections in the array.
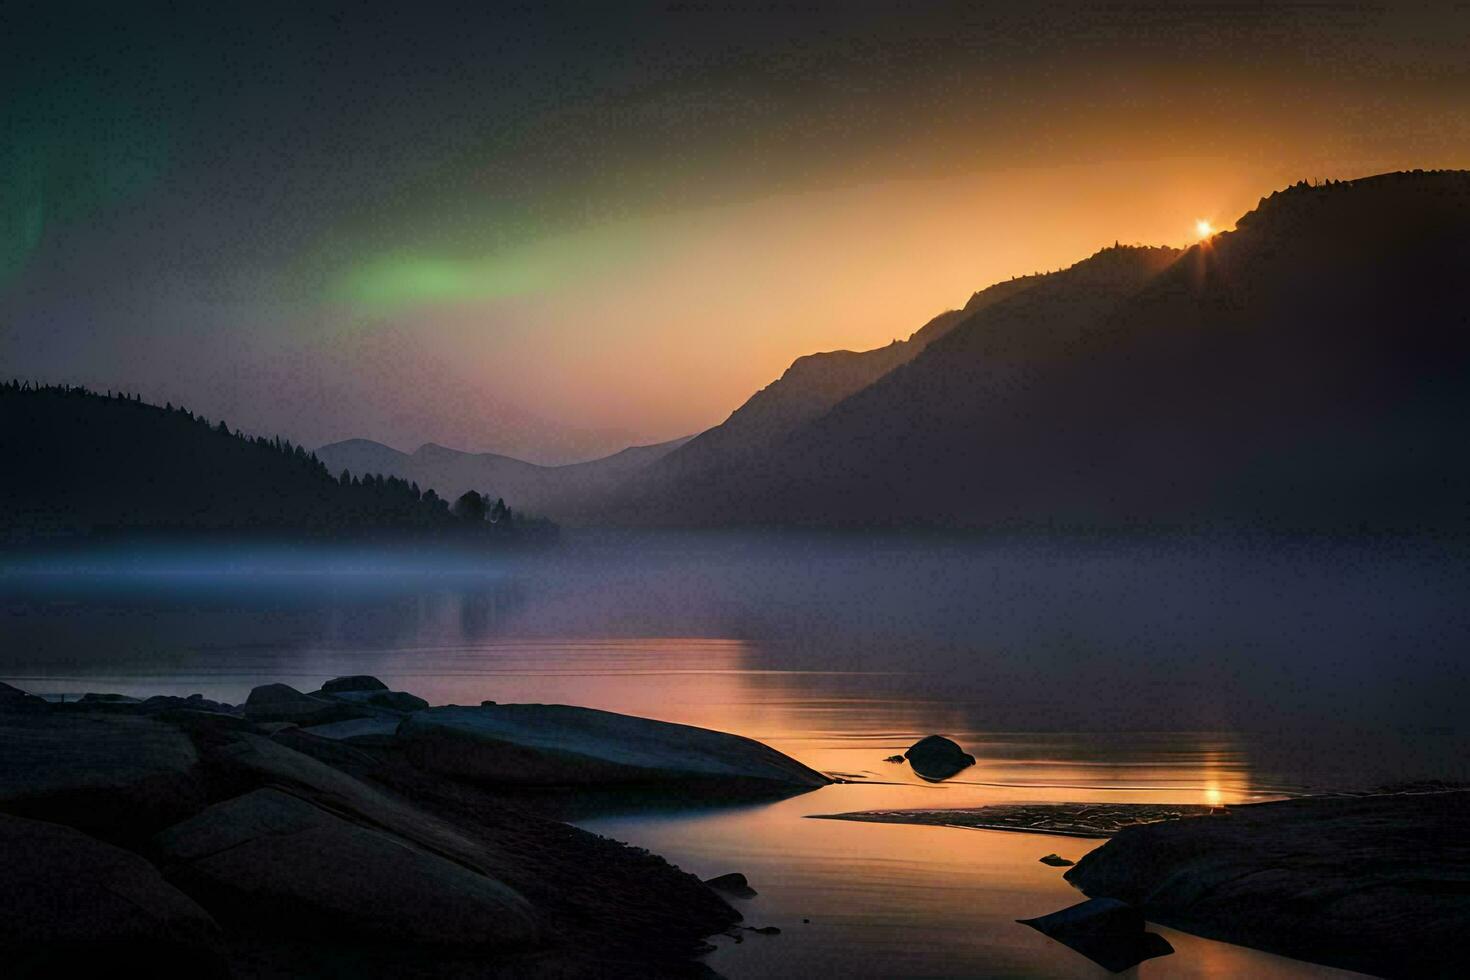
[{"xmin": 0, "ymin": 383, "xmax": 553, "ymax": 545}]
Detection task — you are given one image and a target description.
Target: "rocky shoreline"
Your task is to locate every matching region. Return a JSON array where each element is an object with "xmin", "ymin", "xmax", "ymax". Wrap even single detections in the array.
[
  {"xmin": 1066, "ymin": 789, "xmax": 1470, "ymax": 978},
  {"xmin": 0, "ymin": 677, "xmax": 830, "ymax": 977}
]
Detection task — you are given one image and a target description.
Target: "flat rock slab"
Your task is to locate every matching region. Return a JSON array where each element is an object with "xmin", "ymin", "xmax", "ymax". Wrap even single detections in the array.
[
  {"xmin": 0, "ymin": 711, "xmax": 203, "ymax": 838},
  {"xmin": 1065, "ymin": 789, "xmax": 1470, "ymax": 978},
  {"xmin": 398, "ymin": 704, "xmax": 831, "ymax": 791},
  {"xmin": 243, "ymin": 683, "xmax": 368, "ymax": 725},
  {"xmin": 808, "ymin": 802, "xmax": 1216, "ymax": 838},
  {"xmin": 0, "ymin": 812, "xmax": 223, "ymax": 973},
  {"xmin": 296, "ymin": 715, "xmax": 403, "ymax": 743},
  {"xmin": 155, "ymin": 787, "xmax": 540, "ymax": 949}
]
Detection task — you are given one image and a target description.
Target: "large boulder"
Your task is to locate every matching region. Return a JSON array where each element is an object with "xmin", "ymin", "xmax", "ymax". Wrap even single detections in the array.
[
  {"xmin": 0, "ymin": 812, "xmax": 224, "ymax": 975},
  {"xmin": 1065, "ymin": 789, "xmax": 1470, "ymax": 978},
  {"xmin": 319, "ymin": 674, "xmax": 389, "ymax": 693},
  {"xmin": 903, "ymin": 734, "xmax": 976, "ymax": 781},
  {"xmin": 243, "ymin": 683, "xmax": 367, "ymax": 725},
  {"xmin": 154, "ymin": 787, "xmax": 539, "ymax": 949},
  {"xmin": 397, "ymin": 703, "xmax": 830, "ymax": 792},
  {"xmin": 0, "ymin": 711, "xmax": 204, "ymax": 839}
]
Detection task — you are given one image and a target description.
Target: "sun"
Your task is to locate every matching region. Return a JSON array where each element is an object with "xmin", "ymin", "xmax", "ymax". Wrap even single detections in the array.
[{"xmin": 1195, "ymin": 219, "xmax": 1214, "ymax": 239}]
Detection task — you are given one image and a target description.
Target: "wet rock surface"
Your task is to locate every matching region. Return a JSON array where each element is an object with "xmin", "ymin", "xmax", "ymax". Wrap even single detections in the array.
[{"xmin": 1066, "ymin": 789, "xmax": 1470, "ymax": 978}]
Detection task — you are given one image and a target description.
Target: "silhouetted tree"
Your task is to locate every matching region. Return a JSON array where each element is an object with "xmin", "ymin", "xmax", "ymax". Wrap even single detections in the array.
[{"xmin": 451, "ymin": 490, "xmax": 487, "ymax": 522}]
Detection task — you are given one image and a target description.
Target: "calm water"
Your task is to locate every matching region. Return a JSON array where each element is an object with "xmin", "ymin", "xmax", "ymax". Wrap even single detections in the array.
[{"xmin": 4, "ymin": 531, "xmax": 1467, "ymax": 977}]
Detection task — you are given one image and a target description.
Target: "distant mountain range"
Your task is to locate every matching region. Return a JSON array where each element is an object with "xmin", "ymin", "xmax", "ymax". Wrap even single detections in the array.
[{"xmin": 315, "ymin": 435, "xmax": 692, "ymax": 519}]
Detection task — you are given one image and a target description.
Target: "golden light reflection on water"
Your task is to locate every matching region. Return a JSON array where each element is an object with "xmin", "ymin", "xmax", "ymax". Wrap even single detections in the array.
[{"xmin": 355, "ymin": 636, "xmax": 1266, "ymax": 806}]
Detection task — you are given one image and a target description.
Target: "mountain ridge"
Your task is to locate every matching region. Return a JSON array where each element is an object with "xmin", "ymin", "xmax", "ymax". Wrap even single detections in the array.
[{"xmin": 603, "ymin": 170, "xmax": 1470, "ymax": 532}]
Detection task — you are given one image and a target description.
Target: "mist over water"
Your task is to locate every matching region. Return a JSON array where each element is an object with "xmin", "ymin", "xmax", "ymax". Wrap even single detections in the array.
[
  {"xmin": 5, "ymin": 530, "xmax": 1462, "ymax": 976},
  {"xmin": 5, "ymin": 531, "xmax": 1468, "ymax": 792}
]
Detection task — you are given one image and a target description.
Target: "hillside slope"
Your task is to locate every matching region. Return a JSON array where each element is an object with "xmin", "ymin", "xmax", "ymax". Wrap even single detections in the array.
[
  {"xmin": 316, "ymin": 434, "xmax": 692, "ymax": 520},
  {"xmin": 615, "ymin": 171, "xmax": 1470, "ymax": 532},
  {"xmin": 0, "ymin": 386, "xmax": 547, "ymax": 544},
  {"xmin": 665, "ymin": 273, "xmax": 1043, "ymax": 469}
]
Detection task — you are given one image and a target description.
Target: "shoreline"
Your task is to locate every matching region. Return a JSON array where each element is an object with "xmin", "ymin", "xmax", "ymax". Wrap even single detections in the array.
[{"xmin": 0, "ymin": 676, "xmax": 828, "ymax": 977}]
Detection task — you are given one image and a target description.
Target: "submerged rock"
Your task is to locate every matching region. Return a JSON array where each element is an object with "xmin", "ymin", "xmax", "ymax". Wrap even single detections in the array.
[
  {"xmin": 705, "ymin": 872, "xmax": 758, "ymax": 898},
  {"xmin": 1065, "ymin": 789, "xmax": 1470, "ymax": 978},
  {"xmin": 1039, "ymin": 853, "xmax": 1075, "ymax": 867},
  {"xmin": 154, "ymin": 787, "xmax": 540, "ymax": 949},
  {"xmin": 903, "ymin": 735, "xmax": 976, "ymax": 781},
  {"xmin": 0, "ymin": 813, "xmax": 224, "ymax": 975},
  {"xmin": 398, "ymin": 703, "xmax": 831, "ymax": 793},
  {"xmin": 1018, "ymin": 897, "xmax": 1173, "ymax": 972},
  {"xmin": 882, "ymin": 754, "xmax": 906, "ymax": 763}
]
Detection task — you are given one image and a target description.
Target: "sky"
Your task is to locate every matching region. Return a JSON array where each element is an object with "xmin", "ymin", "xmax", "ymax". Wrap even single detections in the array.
[{"xmin": 4, "ymin": 1, "xmax": 1470, "ymax": 462}]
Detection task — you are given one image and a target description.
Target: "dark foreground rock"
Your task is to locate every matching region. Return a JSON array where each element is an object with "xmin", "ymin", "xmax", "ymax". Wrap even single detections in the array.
[
  {"xmin": 903, "ymin": 734, "xmax": 975, "ymax": 780},
  {"xmin": 243, "ymin": 683, "xmax": 368, "ymax": 725},
  {"xmin": 154, "ymin": 787, "xmax": 540, "ymax": 948},
  {"xmin": 320, "ymin": 674, "xmax": 389, "ymax": 693},
  {"xmin": 0, "ymin": 681, "xmax": 755, "ymax": 976},
  {"xmin": 1066, "ymin": 789, "xmax": 1470, "ymax": 978},
  {"xmin": 0, "ymin": 812, "xmax": 224, "ymax": 975},
  {"xmin": 0, "ymin": 711, "xmax": 204, "ymax": 839},
  {"xmin": 1019, "ymin": 897, "xmax": 1173, "ymax": 972},
  {"xmin": 398, "ymin": 703, "xmax": 831, "ymax": 793}
]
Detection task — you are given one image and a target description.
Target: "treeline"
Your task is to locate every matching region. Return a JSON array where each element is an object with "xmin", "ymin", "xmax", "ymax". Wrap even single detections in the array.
[{"xmin": 0, "ymin": 382, "xmax": 556, "ymax": 545}]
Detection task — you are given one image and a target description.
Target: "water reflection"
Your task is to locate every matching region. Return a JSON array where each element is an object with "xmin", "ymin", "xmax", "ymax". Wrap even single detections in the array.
[{"xmin": 1, "ymin": 533, "xmax": 1461, "ymax": 977}]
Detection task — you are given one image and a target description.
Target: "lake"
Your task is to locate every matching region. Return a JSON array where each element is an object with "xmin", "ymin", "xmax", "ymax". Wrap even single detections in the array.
[{"xmin": 4, "ymin": 530, "xmax": 1467, "ymax": 976}]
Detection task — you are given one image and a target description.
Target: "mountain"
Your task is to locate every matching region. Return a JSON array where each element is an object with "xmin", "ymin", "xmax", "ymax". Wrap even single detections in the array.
[
  {"xmin": 316, "ymin": 434, "xmax": 692, "ymax": 520},
  {"xmin": 609, "ymin": 171, "xmax": 1470, "ymax": 532},
  {"xmin": 667, "ymin": 273, "xmax": 1045, "ymax": 467},
  {"xmin": 0, "ymin": 385, "xmax": 550, "ymax": 545}
]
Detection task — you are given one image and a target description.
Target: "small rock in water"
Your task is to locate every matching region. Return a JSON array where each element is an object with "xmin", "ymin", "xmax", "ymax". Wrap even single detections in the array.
[
  {"xmin": 1039, "ymin": 853, "xmax": 1075, "ymax": 867},
  {"xmin": 746, "ymin": 925, "xmax": 781, "ymax": 935},
  {"xmin": 882, "ymin": 754, "xmax": 906, "ymax": 764},
  {"xmin": 1018, "ymin": 898, "xmax": 1173, "ymax": 972},
  {"xmin": 904, "ymin": 735, "xmax": 976, "ymax": 781},
  {"xmin": 705, "ymin": 872, "xmax": 758, "ymax": 898}
]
